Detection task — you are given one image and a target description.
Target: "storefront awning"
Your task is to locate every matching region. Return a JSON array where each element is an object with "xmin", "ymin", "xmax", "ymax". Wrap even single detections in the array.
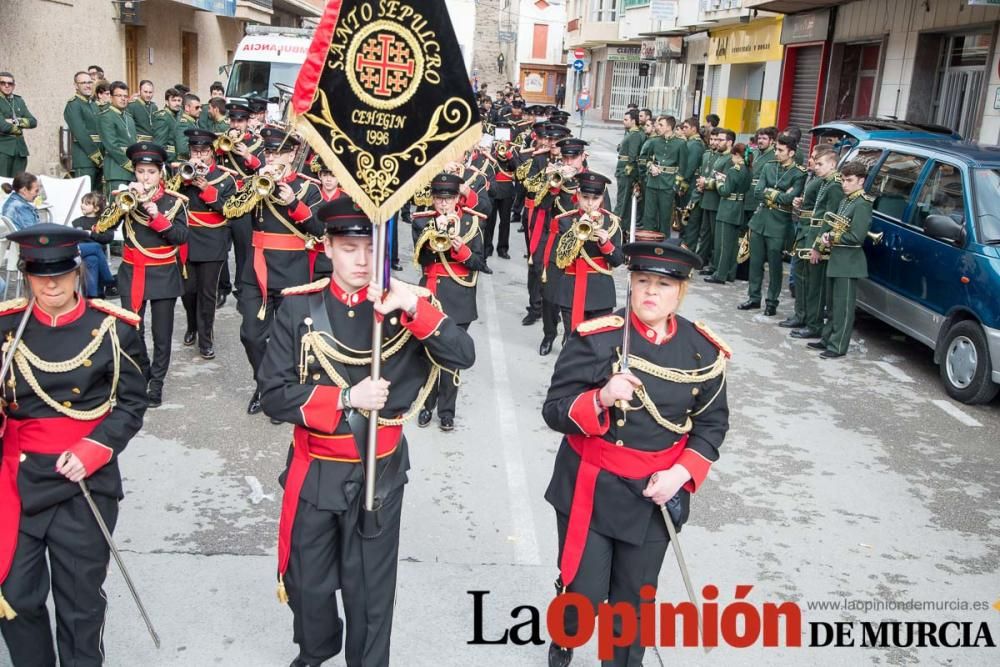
[{"xmin": 742, "ymin": 0, "xmax": 849, "ymax": 15}]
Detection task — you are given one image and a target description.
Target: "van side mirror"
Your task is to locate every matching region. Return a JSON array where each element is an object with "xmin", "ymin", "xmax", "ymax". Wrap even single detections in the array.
[{"xmin": 924, "ymin": 214, "xmax": 966, "ymax": 245}]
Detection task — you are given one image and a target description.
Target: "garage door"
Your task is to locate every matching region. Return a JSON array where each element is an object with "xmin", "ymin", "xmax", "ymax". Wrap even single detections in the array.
[{"xmin": 786, "ymin": 45, "xmax": 823, "ymax": 132}]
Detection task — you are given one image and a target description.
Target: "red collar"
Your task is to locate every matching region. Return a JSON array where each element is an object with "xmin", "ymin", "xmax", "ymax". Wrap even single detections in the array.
[
  {"xmin": 321, "ymin": 188, "xmax": 341, "ymax": 202},
  {"xmin": 281, "ymin": 171, "xmax": 298, "ymax": 185},
  {"xmin": 329, "ymin": 279, "xmax": 368, "ymax": 306},
  {"xmin": 631, "ymin": 311, "xmax": 676, "ymax": 345},
  {"xmin": 32, "ymin": 294, "xmax": 86, "ymax": 327},
  {"xmin": 149, "ymin": 182, "xmax": 166, "ymax": 203}
]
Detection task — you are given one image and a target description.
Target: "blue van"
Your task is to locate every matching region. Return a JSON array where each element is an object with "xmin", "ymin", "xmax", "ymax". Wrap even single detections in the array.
[{"xmin": 812, "ymin": 120, "xmax": 1000, "ymax": 404}]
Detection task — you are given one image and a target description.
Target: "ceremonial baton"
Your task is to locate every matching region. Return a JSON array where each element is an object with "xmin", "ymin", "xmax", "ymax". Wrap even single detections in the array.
[
  {"xmin": 363, "ymin": 216, "xmax": 391, "ymax": 511},
  {"xmin": 77, "ymin": 480, "xmax": 160, "ymax": 648},
  {"xmin": 619, "ymin": 193, "xmax": 639, "ymax": 372},
  {"xmin": 0, "ymin": 296, "xmax": 36, "ymax": 381},
  {"xmin": 660, "ymin": 500, "xmax": 712, "ymax": 653}
]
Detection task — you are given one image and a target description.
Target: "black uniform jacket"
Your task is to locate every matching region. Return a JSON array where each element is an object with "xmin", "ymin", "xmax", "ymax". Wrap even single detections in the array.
[
  {"xmin": 543, "ymin": 311, "xmax": 730, "ymax": 546},
  {"xmin": 258, "ymin": 278, "xmax": 476, "ymax": 511},
  {"xmin": 553, "ymin": 208, "xmax": 625, "ymax": 313},
  {"xmin": 217, "ymin": 132, "xmax": 264, "ymax": 182},
  {"xmin": 178, "ymin": 165, "xmax": 237, "ymax": 263},
  {"xmin": 0, "ymin": 297, "xmax": 148, "ymax": 526},
  {"xmin": 412, "ymin": 208, "xmax": 487, "ymax": 325}
]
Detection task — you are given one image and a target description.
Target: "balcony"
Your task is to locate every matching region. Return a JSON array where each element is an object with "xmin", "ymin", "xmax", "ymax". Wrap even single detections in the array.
[
  {"xmin": 566, "ymin": 19, "xmax": 624, "ymax": 48},
  {"xmin": 236, "ymin": 0, "xmax": 273, "ymax": 22}
]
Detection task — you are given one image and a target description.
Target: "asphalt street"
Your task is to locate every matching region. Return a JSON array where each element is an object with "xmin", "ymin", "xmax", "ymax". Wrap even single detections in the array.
[{"xmin": 2, "ymin": 125, "xmax": 999, "ymax": 666}]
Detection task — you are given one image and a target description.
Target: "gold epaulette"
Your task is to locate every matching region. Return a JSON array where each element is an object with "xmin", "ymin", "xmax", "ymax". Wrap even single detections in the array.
[
  {"xmin": 796, "ymin": 164, "xmax": 807, "ymax": 172},
  {"xmin": 694, "ymin": 321, "xmax": 732, "ymax": 359},
  {"xmin": 862, "ymin": 193, "xmax": 875, "ymax": 202},
  {"xmin": 462, "ymin": 207, "xmax": 487, "ymax": 219},
  {"xmin": 733, "ymin": 164, "xmax": 742, "ymax": 171},
  {"xmin": 89, "ymin": 298, "xmax": 141, "ymax": 327},
  {"xmin": 0, "ymin": 297, "xmax": 29, "ymax": 316},
  {"xmin": 577, "ymin": 314, "xmax": 625, "ymax": 336},
  {"xmin": 281, "ymin": 277, "xmax": 331, "ymax": 296}
]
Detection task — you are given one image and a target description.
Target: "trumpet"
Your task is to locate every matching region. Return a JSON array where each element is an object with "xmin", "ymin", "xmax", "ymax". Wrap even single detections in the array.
[
  {"xmin": 178, "ymin": 161, "xmax": 210, "ymax": 181},
  {"xmin": 252, "ymin": 174, "xmax": 275, "ymax": 198},
  {"xmin": 572, "ymin": 211, "xmax": 600, "ymax": 241},
  {"xmin": 547, "ymin": 161, "xmax": 566, "ymax": 189},
  {"xmin": 429, "ymin": 213, "xmax": 459, "ymax": 252},
  {"xmin": 495, "ymin": 143, "xmax": 515, "ymax": 160},
  {"xmin": 119, "ymin": 185, "xmax": 154, "ymax": 214},
  {"xmin": 215, "ymin": 133, "xmax": 238, "ymax": 153}
]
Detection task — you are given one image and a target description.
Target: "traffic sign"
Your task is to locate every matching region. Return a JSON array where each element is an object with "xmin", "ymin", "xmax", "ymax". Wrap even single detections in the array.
[
  {"xmin": 573, "ymin": 48, "xmax": 585, "ymax": 59},
  {"xmin": 572, "ymin": 59, "xmax": 585, "ymax": 72}
]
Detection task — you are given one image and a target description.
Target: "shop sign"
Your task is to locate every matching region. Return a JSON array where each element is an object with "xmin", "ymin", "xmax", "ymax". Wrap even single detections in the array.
[
  {"xmin": 780, "ymin": 10, "xmax": 830, "ymax": 45},
  {"xmin": 608, "ymin": 46, "xmax": 642, "ymax": 62},
  {"xmin": 709, "ymin": 17, "xmax": 785, "ymax": 65}
]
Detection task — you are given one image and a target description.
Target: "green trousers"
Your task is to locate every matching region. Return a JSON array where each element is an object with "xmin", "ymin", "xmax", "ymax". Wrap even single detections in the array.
[
  {"xmin": 822, "ymin": 276, "xmax": 857, "ymax": 355},
  {"xmin": 712, "ymin": 222, "xmax": 740, "ymax": 282},
  {"xmin": 802, "ymin": 259, "xmax": 828, "ymax": 334},
  {"xmin": 792, "ymin": 252, "xmax": 808, "ymax": 323},
  {"xmin": 615, "ymin": 176, "xmax": 635, "ymax": 228},
  {"xmin": 747, "ymin": 232, "xmax": 784, "ymax": 307},
  {"xmin": 697, "ymin": 208, "xmax": 716, "ymax": 269},
  {"xmin": 0, "ymin": 154, "xmax": 28, "ymax": 178},
  {"xmin": 71, "ymin": 165, "xmax": 102, "ymax": 192},
  {"xmin": 642, "ymin": 188, "xmax": 675, "ymax": 236},
  {"xmin": 682, "ymin": 203, "xmax": 702, "ymax": 249}
]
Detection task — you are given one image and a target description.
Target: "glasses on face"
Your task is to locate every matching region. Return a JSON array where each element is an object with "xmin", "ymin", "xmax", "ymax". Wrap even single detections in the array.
[
  {"xmin": 76, "ymin": 79, "xmax": 93, "ymax": 86},
  {"xmin": 112, "ymin": 93, "xmax": 129, "ymax": 99},
  {"xmin": 0, "ymin": 81, "xmax": 14, "ymax": 87}
]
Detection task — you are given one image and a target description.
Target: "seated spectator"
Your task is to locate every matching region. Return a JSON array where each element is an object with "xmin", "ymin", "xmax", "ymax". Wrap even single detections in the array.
[
  {"xmin": 1, "ymin": 173, "xmax": 41, "ymax": 230},
  {"xmin": 71, "ymin": 191, "xmax": 118, "ymax": 297}
]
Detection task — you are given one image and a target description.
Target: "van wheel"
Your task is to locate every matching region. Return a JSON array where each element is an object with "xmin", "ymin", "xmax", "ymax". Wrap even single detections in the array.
[{"xmin": 939, "ymin": 320, "xmax": 999, "ymax": 404}]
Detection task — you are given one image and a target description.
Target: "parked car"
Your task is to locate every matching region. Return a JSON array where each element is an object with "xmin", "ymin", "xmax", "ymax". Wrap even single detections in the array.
[{"xmin": 812, "ymin": 120, "xmax": 1000, "ymax": 404}]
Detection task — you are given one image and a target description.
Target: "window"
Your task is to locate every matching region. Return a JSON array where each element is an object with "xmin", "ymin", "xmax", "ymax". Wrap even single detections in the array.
[
  {"xmin": 912, "ymin": 162, "xmax": 966, "ymax": 232},
  {"xmin": 972, "ymin": 169, "xmax": 1000, "ymax": 244},
  {"xmin": 590, "ymin": 0, "xmax": 617, "ymax": 22},
  {"xmin": 842, "ymin": 146, "xmax": 883, "ymax": 169},
  {"xmin": 532, "ymin": 24, "xmax": 549, "ymax": 60},
  {"xmin": 870, "ymin": 152, "xmax": 927, "ymax": 222}
]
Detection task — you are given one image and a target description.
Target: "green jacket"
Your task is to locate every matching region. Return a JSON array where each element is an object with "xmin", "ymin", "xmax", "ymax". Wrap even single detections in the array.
[
  {"xmin": 804, "ymin": 174, "xmax": 845, "ymax": 248},
  {"xmin": 793, "ymin": 175, "xmax": 824, "ymax": 246},
  {"xmin": 0, "ymin": 94, "xmax": 36, "ymax": 158},
  {"xmin": 63, "ymin": 94, "xmax": 102, "ymax": 169},
  {"xmin": 152, "ymin": 108, "xmax": 178, "ymax": 161},
  {"xmin": 99, "ymin": 106, "xmax": 137, "ymax": 182},
  {"xmin": 175, "ymin": 113, "xmax": 199, "ymax": 160},
  {"xmin": 749, "ymin": 160, "xmax": 806, "ymax": 239},
  {"xmin": 716, "ymin": 162, "xmax": 750, "ymax": 225},
  {"xmin": 615, "ymin": 127, "xmax": 645, "ymax": 179},
  {"xmin": 701, "ymin": 150, "xmax": 733, "ymax": 212},
  {"xmin": 639, "ymin": 135, "xmax": 686, "ymax": 191},
  {"xmin": 208, "ymin": 117, "xmax": 229, "ymax": 134},
  {"xmin": 681, "ymin": 136, "xmax": 704, "ymax": 188},
  {"xmin": 819, "ymin": 189, "xmax": 872, "ymax": 278},
  {"xmin": 127, "ymin": 100, "xmax": 158, "ymax": 142},
  {"xmin": 745, "ymin": 146, "xmax": 775, "ymax": 211}
]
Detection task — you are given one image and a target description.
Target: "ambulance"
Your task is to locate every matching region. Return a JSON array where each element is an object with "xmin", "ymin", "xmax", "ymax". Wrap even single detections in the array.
[{"xmin": 225, "ymin": 25, "xmax": 313, "ymax": 112}]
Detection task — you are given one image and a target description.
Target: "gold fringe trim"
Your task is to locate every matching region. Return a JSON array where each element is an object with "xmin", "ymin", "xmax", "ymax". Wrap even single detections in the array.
[
  {"xmin": 276, "ymin": 576, "xmax": 288, "ymax": 604},
  {"xmin": 0, "ymin": 589, "xmax": 17, "ymax": 620}
]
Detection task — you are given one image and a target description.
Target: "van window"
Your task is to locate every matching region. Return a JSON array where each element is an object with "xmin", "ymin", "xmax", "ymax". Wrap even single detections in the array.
[
  {"xmin": 842, "ymin": 146, "xmax": 883, "ymax": 170},
  {"xmin": 226, "ymin": 61, "xmax": 301, "ymax": 100},
  {"xmin": 870, "ymin": 152, "xmax": 927, "ymax": 222},
  {"xmin": 972, "ymin": 168, "xmax": 1000, "ymax": 243},
  {"xmin": 912, "ymin": 162, "xmax": 966, "ymax": 232}
]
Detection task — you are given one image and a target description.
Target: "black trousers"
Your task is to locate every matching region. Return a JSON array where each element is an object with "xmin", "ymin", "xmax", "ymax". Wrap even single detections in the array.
[
  {"xmin": 237, "ymin": 282, "xmax": 284, "ymax": 382},
  {"xmin": 131, "ymin": 298, "xmax": 176, "ymax": 389},
  {"xmin": 0, "ymin": 494, "xmax": 118, "ymax": 667},
  {"xmin": 219, "ymin": 215, "xmax": 252, "ymax": 296},
  {"xmin": 541, "ymin": 298, "xmax": 560, "ymax": 342},
  {"xmin": 553, "ymin": 512, "xmax": 668, "ymax": 667},
  {"xmin": 182, "ymin": 260, "xmax": 224, "ymax": 350},
  {"xmin": 286, "ymin": 486, "xmax": 404, "ymax": 667},
  {"xmin": 484, "ymin": 197, "xmax": 512, "ymax": 256},
  {"xmin": 526, "ymin": 262, "xmax": 543, "ymax": 318},
  {"xmin": 559, "ymin": 307, "xmax": 612, "ymax": 343},
  {"xmin": 512, "ymin": 188, "xmax": 525, "ymax": 223},
  {"xmin": 423, "ymin": 322, "xmax": 469, "ymax": 420}
]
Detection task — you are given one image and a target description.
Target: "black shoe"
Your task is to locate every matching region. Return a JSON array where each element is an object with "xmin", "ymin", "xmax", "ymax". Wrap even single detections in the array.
[
  {"xmin": 820, "ymin": 349, "xmax": 845, "ymax": 359},
  {"xmin": 247, "ymin": 391, "xmax": 262, "ymax": 415},
  {"xmin": 806, "ymin": 341, "xmax": 826, "ymax": 350},
  {"xmin": 703, "ymin": 276, "xmax": 726, "ymax": 284},
  {"xmin": 216, "ymin": 292, "xmax": 227, "ymax": 309},
  {"xmin": 147, "ymin": 386, "xmax": 162, "ymax": 408},
  {"xmin": 522, "ymin": 313, "xmax": 540, "ymax": 326},
  {"xmin": 548, "ymin": 642, "xmax": 573, "ymax": 667},
  {"xmin": 517, "ymin": 226, "xmax": 526, "ymax": 234},
  {"xmin": 790, "ymin": 328, "xmax": 821, "ymax": 339},
  {"xmin": 778, "ymin": 317, "xmax": 804, "ymax": 328},
  {"xmin": 391, "ymin": 261, "xmax": 403, "ymax": 271},
  {"xmin": 498, "ymin": 251, "xmax": 511, "ymax": 259},
  {"xmin": 270, "ymin": 417, "xmax": 283, "ymax": 425},
  {"xmin": 539, "ymin": 338, "xmax": 554, "ymax": 356},
  {"xmin": 440, "ymin": 416, "xmax": 454, "ymax": 432},
  {"xmin": 763, "ymin": 305, "xmax": 777, "ymax": 316},
  {"xmin": 418, "ymin": 408, "xmax": 432, "ymax": 428},
  {"xmin": 698, "ymin": 268, "xmax": 714, "ymax": 276},
  {"xmin": 480, "ymin": 264, "xmax": 493, "ymax": 275},
  {"xmin": 199, "ymin": 347, "xmax": 215, "ymax": 360},
  {"xmin": 183, "ymin": 330, "xmax": 196, "ymax": 346},
  {"xmin": 737, "ymin": 300, "xmax": 761, "ymax": 311}
]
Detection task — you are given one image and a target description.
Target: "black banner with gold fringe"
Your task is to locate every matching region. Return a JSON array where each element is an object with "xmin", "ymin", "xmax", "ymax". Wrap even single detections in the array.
[{"xmin": 290, "ymin": 0, "xmax": 481, "ymax": 223}]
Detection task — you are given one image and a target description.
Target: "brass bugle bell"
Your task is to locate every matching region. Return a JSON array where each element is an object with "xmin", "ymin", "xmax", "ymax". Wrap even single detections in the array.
[
  {"xmin": 573, "ymin": 212, "xmax": 598, "ymax": 241},
  {"xmin": 216, "ymin": 134, "xmax": 237, "ymax": 153},
  {"xmin": 429, "ymin": 214, "xmax": 458, "ymax": 252},
  {"xmin": 548, "ymin": 170, "xmax": 564, "ymax": 189},
  {"xmin": 119, "ymin": 190, "xmax": 139, "ymax": 212},
  {"xmin": 253, "ymin": 174, "xmax": 275, "ymax": 197},
  {"xmin": 179, "ymin": 161, "xmax": 208, "ymax": 181},
  {"xmin": 496, "ymin": 143, "xmax": 513, "ymax": 160}
]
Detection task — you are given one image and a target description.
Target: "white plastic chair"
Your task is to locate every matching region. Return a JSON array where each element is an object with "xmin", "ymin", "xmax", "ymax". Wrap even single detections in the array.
[
  {"xmin": 38, "ymin": 175, "xmax": 91, "ymax": 226},
  {"xmin": 0, "ymin": 215, "xmax": 20, "ymax": 299}
]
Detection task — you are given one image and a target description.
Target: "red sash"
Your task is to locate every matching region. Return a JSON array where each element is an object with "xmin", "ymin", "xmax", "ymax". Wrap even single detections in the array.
[
  {"xmin": 122, "ymin": 245, "xmax": 183, "ymax": 312},
  {"xmin": 0, "ymin": 416, "xmax": 107, "ymax": 585},
  {"xmin": 187, "ymin": 210, "xmax": 227, "ymax": 228},
  {"xmin": 541, "ymin": 217, "xmax": 561, "ymax": 269},
  {"xmin": 277, "ymin": 425, "xmax": 402, "ymax": 578},
  {"xmin": 566, "ymin": 256, "xmax": 610, "ymax": 330},
  {"xmin": 422, "ymin": 262, "xmax": 471, "ymax": 295},
  {"xmin": 251, "ymin": 231, "xmax": 318, "ymax": 313},
  {"xmin": 560, "ymin": 433, "xmax": 688, "ymax": 586}
]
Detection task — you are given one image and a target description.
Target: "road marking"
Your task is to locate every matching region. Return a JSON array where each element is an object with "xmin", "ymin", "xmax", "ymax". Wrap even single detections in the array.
[
  {"xmin": 872, "ymin": 361, "xmax": 914, "ymax": 383},
  {"xmin": 481, "ymin": 277, "xmax": 541, "ymax": 566},
  {"xmin": 930, "ymin": 399, "xmax": 983, "ymax": 428}
]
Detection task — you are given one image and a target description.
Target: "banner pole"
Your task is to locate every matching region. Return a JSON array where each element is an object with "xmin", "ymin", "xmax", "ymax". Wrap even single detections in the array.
[{"xmin": 364, "ymin": 216, "xmax": 388, "ymax": 511}]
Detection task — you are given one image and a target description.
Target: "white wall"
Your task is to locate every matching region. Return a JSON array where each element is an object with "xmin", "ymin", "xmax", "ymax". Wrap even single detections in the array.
[
  {"xmin": 446, "ymin": 0, "xmax": 477, "ymax": 74},
  {"xmin": 516, "ymin": 0, "xmax": 567, "ymax": 70}
]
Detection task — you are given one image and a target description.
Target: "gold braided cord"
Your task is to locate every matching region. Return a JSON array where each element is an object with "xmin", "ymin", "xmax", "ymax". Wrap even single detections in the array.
[
  {"xmin": 304, "ymin": 327, "xmax": 411, "ymax": 366},
  {"xmin": 263, "ymin": 197, "xmax": 320, "ymax": 247},
  {"xmin": 14, "ymin": 316, "xmax": 115, "ymax": 371},
  {"xmin": 412, "ymin": 217, "xmax": 482, "ymax": 288}
]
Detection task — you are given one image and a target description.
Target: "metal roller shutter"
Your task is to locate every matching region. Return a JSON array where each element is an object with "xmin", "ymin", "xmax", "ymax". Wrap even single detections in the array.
[
  {"xmin": 786, "ymin": 46, "xmax": 822, "ymax": 133},
  {"xmin": 707, "ymin": 65, "xmax": 721, "ymax": 116}
]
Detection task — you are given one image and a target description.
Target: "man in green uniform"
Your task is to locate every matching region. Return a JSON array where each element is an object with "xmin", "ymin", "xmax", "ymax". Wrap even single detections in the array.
[
  {"xmin": 705, "ymin": 142, "xmax": 750, "ymax": 284},
  {"xmin": 792, "ymin": 147, "xmax": 844, "ymax": 340},
  {"xmin": 63, "ymin": 71, "xmax": 103, "ymax": 188},
  {"xmin": 204, "ymin": 97, "xmax": 229, "ymax": 134},
  {"xmin": 633, "ymin": 114, "xmax": 656, "ymax": 227},
  {"xmin": 780, "ymin": 144, "xmax": 826, "ymax": 330},
  {"xmin": 678, "ymin": 116, "xmax": 705, "ymax": 249},
  {"xmin": 0, "ymin": 72, "xmax": 36, "ymax": 178},
  {"xmin": 744, "ymin": 127, "xmax": 776, "ymax": 228},
  {"xmin": 98, "ymin": 81, "xmax": 137, "ymax": 194},
  {"xmin": 153, "ymin": 88, "xmax": 183, "ymax": 166},
  {"xmin": 808, "ymin": 160, "xmax": 872, "ymax": 358},
  {"xmin": 697, "ymin": 128, "xmax": 734, "ymax": 274},
  {"xmin": 175, "ymin": 94, "xmax": 202, "ymax": 161},
  {"xmin": 739, "ymin": 133, "xmax": 805, "ymax": 316},
  {"xmin": 198, "ymin": 82, "xmax": 226, "ymax": 130},
  {"xmin": 639, "ymin": 115, "xmax": 686, "ymax": 237},
  {"xmin": 126, "ymin": 79, "xmax": 157, "ymax": 142},
  {"xmin": 614, "ymin": 109, "xmax": 644, "ymax": 228}
]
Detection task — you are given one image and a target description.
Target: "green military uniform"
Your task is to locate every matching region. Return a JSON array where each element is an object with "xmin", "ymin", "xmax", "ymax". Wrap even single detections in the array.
[
  {"xmin": 0, "ymin": 93, "xmax": 36, "ymax": 177},
  {"xmin": 679, "ymin": 135, "xmax": 705, "ymax": 249},
  {"xmin": 747, "ymin": 160, "xmax": 806, "ymax": 309},
  {"xmin": 614, "ymin": 127, "xmax": 644, "ymax": 227},
  {"xmin": 795, "ymin": 173, "xmax": 844, "ymax": 335},
  {"xmin": 744, "ymin": 145, "xmax": 775, "ymax": 226},
  {"xmin": 711, "ymin": 161, "xmax": 750, "ymax": 283},
  {"xmin": 208, "ymin": 117, "xmax": 229, "ymax": 134},
  {"xmin": 698, "ymin": 149, "xmax": 733, "ymax": 271},
  {"xmin": 814, "ymin": 189, "xmax": 872, "ymax": 355},
  {"xmin": 152, "ymin": 108, "xmax": 179, "ymax": 164},
  {"xmin": 63, "ymin": 93, "xmax": 103, "ymax": 188},
  {"xmin": 98, "ymin": 106, "xmax": 137, "ymax": 193},
  {"xmin": 175, "ymin": 113, "xmax": 199, "ymax": 161},
  {"xmin": 639, "ymin": 134, "xmax": 686, "ymax": 236},
  {"xmin": 126, "ymin": 99, "xmax": 157, "ymax": 142},
  {"xmin": 789, "ymin": 175, "xmax": 823, "ymax": 325}
]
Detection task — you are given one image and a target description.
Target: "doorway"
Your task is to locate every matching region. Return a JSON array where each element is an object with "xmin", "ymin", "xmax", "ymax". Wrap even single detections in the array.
[
  {"xmin": 182, "ymin": 32, "xmax": 199, "ymax": 89},
  {"xmin": 932, "ymin": 31, "xmax": 990, "ymax": 138}
]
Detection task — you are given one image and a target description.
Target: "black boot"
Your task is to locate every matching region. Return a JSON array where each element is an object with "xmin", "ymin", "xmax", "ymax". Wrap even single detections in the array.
[
  {"xmin": 418, "ymin": 408, "xmax": 432, "ymax": 427},
  {"xmin": 548, "ymin": 642, "xmax": 573, "ymax": 667},
  {"xmin": 147, "ymin": 382, "xmax": 163, "ymax": 409},
  {"xmin": 247, "ymin": 390, "xmax": 262, "ymax": 415},
  {"xmin": 539, "ymin": 337, "xmax": 554, "ymax": 356}
]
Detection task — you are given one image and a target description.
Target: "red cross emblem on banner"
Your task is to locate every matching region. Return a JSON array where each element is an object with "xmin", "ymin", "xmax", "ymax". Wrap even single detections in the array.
[{"xmin": 355, "ymin": 33, "xmax": 416, "ymax": 98}]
